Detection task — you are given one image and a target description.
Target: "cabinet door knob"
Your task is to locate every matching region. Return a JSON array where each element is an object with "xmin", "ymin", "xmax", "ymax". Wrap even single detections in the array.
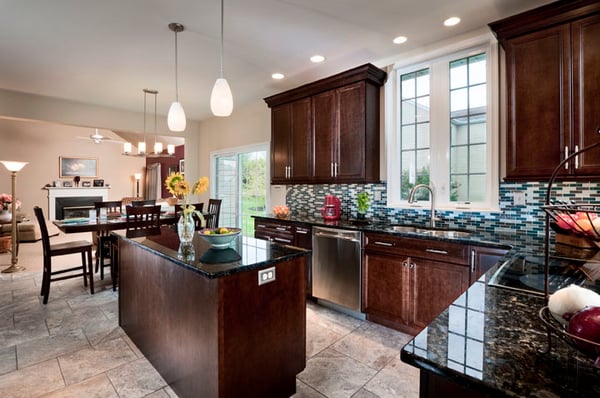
[{"xmin": 409, "ymin": 262, "xmax": 415, "ymax": 269}]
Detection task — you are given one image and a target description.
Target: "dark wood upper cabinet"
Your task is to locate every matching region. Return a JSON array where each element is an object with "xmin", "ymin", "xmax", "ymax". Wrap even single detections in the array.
[
  {"xmin": 265, "ymin": 63, "xmax": 386, "ymax": 184},
  {"xmin": 490, "ymin": 0, "xmax": 600, "ymax": 181}
]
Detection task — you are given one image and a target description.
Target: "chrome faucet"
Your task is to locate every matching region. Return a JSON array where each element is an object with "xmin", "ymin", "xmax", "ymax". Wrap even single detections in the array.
[{"xmin": 408, "ymin": 184, "xmax": 436, "ymax": 228}]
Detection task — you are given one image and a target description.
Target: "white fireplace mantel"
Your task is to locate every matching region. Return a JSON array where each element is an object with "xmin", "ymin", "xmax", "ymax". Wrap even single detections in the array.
[{"xmin": 45, "ymin": 187, "xmax": 110, "ymax": 220}]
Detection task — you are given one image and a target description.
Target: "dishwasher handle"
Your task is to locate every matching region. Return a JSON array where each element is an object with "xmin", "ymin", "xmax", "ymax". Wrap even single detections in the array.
[{"xmin": 313, "ymin": 230, "xmax": 361, "ymax": 243}]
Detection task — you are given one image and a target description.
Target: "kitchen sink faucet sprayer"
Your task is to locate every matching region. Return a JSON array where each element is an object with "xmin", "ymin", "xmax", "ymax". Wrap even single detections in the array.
[{"xmin": 408, "ymin": 184, "xmax": 437, "ymax": 228}]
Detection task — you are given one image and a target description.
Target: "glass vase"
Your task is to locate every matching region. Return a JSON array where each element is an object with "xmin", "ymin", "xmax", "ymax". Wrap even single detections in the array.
[{"xmin": 178, "ymin": 212, "xmax": 195, "ymax": 244}]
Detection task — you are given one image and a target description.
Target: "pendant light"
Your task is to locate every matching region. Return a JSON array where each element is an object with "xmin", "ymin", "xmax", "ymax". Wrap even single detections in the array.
[
  {"xmin": 210, "ymin": 0, "xmax": 234, "ymax": 117},
  {"xmin": 168, "ymin": 23, "xmax": 186, "ymax": 131}
]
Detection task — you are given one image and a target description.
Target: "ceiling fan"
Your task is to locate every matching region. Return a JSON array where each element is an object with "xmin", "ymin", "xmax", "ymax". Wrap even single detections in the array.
[{"xmin": 77, "ymin": 129, "xmax": 123, "ymax": 144}]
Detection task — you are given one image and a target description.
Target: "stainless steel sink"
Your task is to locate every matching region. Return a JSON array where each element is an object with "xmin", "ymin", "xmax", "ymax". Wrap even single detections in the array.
[
  {"xmin": 385, "ymin": 225, "xmax": 470, "ymax": 238},
  {"xmin": 417, "ymin": 229, "xmax": 471, "ymax": 238}
]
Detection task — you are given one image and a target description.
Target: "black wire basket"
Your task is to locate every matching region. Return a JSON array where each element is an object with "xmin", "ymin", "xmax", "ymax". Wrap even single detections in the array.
[{"xmin": 539, "ymin": 306, "xmax": 600, "ymax": 367}]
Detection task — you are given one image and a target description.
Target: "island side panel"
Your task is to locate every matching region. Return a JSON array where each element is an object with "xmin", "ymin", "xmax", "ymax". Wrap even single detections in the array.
[
  {"xmin": 218, "ymin": 256, "xmax": 307, "ymax": 398},
  {"xmin": 118, "ymin": 240, "xmax": 220, "ymax": 398}
]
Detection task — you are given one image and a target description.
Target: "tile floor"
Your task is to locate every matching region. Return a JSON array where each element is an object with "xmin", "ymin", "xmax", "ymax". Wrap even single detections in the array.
[{"xmin": 0, "ymin": 242, "xmax": 419, "ymax": 398}]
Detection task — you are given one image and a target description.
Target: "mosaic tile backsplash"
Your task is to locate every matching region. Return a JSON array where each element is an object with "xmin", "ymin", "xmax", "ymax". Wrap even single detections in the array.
[{"xmin": 285, "ymin": 181, "xmax": 600, "ymax": 237}]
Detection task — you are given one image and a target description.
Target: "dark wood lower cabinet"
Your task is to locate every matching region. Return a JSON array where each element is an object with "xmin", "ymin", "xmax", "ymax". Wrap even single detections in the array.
[
  {"xmin": 118, "ymin": 239, "xmax": 306, "ymax": 398},
  {"xmin": 363, "ymin": 233, "xmax": 473, "ymax": 335}
]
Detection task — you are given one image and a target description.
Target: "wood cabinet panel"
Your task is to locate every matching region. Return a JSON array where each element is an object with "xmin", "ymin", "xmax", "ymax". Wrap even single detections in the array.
[
  {"xmin": 491, "ymin": 1, "xmax": 600, "ymax": 180},
  {"xmin": 573, "ymin": 14, "xmax": 600, "ymax": 175},
  {"xmin": 411, "ymin": 258, "xmax": 469, "ymax": 330},
  {"xmin": 470, "ymin": 245, "xmax": 508, "ymax": 284},
  {"xmin": 503, "ymin": 25, "xmax": 570, "ymax": 179},
  {"xmin": 265, "ymin": 63, "xmax": 386, "ymax": 184}
]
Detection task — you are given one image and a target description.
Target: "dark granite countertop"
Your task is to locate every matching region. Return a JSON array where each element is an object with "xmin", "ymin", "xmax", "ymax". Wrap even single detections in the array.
[
  {"xmin": 113, "ymin": 226, "xmax": 309, "ymax": 279},
  {"xmin": 400, "ymin": 259, "xmax": 600, "ymax": 397}
]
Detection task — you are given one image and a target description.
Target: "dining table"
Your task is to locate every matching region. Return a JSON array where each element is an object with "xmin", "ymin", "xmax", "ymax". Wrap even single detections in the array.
[{"xmin": 52, "ymin": 213, "xmax": 178, "ymax": 234}]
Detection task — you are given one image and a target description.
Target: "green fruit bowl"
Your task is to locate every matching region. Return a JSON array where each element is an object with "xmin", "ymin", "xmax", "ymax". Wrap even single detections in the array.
[{"xmin": 198, "ymin": 227, "xmax": 241, "ymax": 249}]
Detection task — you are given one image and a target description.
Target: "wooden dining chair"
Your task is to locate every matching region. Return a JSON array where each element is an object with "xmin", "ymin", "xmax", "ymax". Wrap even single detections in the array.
[
  {"xmin": 34, "ymin": 206, "xmax": 94, "ymax": 304},
  {"xmin": 93, "ymin": 200, "xmax": 122, "ymax": 281},
  {"xmin": 131, "ymin": 199, "xmax": 156, "ymax": 207},
  {"xmin": 110, "ymin": 205, "xmax": 162, "ymax": 291},
  {"xmin": 205, "ymin": 199, "xmax": 222, "ymax": 229},
  {"xmin": 177, "ymin": 203, "xmax": 204, "ymax": 230}
]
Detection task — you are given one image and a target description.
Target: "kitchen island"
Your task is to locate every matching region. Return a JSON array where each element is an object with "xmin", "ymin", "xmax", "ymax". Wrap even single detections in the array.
[
  {"xmin": 401, "ymin": 251, "xmax": 600, "ymax": 397},
  {"xmin": 114, "ymin": 226, "xmax": 309, "ymax": 398}
]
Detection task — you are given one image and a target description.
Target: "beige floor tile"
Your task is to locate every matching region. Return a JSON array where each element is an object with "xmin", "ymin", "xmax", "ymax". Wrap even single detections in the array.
[
  {"xmin": 17, "ymin": 328, "xmax": 89, "ymax": 368},
  {"xmin": 332, "ymin": 323, "xmax": 411, "ymax": 370},
  {"xmin": 0, "ymin": 345, "xmax": 16, "ymax": 375},
  {"xmin": 145, "ymin": 389, "xmax": 172, "ymax": 398},
  {"xmin": 363, "ymin": 357, "xmax": 420, "ymax": 398},
  {"xmin": 292, "ymin": 379, "xmax": 327, "ymax": 397},
  {"xmin": 58, "ymin": 336, "xmax": 137, "ymax": 385},
  {"xmin": 306, "ymin": 319, "xmax": 343, "ymax": 358},
  {"xmin": 298, "ymin": 347, "xmax": 377, "ymax": 398},
  {"xmin": 0, "ymin": 359, "xmax": 64, "ymax": 398},
  {"xmin": 352, "ymin": 389, "xmax": 381, "ymax": 398},
  {"xmin": 107, "ymin": 357, "xmax": 167, "ymax": 398},
  {"xmin": 40, "ymin": 373, "xmax": 118, "ymax": 398}
]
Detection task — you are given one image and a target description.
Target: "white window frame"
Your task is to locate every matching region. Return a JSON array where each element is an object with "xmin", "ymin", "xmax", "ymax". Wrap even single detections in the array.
[{"xmin": 385, "ymin": 32, "xmax": 500, "ymax": 212}]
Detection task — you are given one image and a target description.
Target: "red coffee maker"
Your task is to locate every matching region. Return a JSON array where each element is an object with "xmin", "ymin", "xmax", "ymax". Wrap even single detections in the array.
[{"xmin": 321, "ymin": 195, "xmax": 342, "ymax": 220}]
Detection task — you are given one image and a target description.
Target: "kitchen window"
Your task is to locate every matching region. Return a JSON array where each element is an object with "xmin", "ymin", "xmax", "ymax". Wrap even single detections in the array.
[{"xmin": 386, "ymin": 39, "xmax": 499, "ymax": 211}]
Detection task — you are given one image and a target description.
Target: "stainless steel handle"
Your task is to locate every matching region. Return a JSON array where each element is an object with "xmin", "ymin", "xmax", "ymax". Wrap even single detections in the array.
[
  {"xmin": 330, "ymin": 162, "xmax": 334, "ymax": 177},
  {"xmin": 296, "ymin": 230, "xmax": 309, "ymax": 234},
  {"xmin": 275, "ymin": 227, "xmax": 288, "ymax": 231},
  {"xmin": 273, "ymin": 237, "xmax": 292, "ymax": 243},
  {"xmin": 334, "ymin": 162, "xmax": 339, "ymax": 177},
  {"xmin": 426, "ymin": 248, "xmax": 448, "ymax": 255},
  {"xmin": 575, "ymin": 145, "xmax": 579, "ymax": 169},
  {"xmin": 257, "ymin": 224, "xmax": 266, "ymax": 228},
  {"xmin": 314, "ymin": 231, "xmax": 360, "ymax": 243},
  {"xmin": 471, "ymin": 249, "xmax": 475, "ymax": 273},
  {"xmin": 374, "ymin": 241, "xmax": 394, "ymax": 247},
  {"xmin": 565, "ymin": 146, "xmax": 569, "ymax": 169}
]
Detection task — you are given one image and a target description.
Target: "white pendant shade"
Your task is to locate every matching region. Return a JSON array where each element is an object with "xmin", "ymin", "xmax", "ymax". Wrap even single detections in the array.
[
  {"xmin": 168, "ymin": 101, "xmax": 186, "ymax": 131},
  {"xmin": 210, "ymin": 78, "xmax": 233, "ymax": 117}
]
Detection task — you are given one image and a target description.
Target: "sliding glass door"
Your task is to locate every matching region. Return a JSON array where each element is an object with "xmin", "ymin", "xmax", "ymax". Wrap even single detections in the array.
[{"xmin": 212, "ymin": 144, "xmax": 268, "ymax": 236}]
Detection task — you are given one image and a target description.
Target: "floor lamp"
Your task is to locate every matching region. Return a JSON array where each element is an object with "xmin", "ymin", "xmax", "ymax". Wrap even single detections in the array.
[{"xmin": 1, "ymin": 160, "xmax": 28, "ymax": 273}]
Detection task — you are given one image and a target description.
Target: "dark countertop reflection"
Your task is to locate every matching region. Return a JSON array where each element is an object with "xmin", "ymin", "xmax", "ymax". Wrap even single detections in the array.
[{"xmin": 112, "ymin": 226, "xmax": 309, "ymax": 279}]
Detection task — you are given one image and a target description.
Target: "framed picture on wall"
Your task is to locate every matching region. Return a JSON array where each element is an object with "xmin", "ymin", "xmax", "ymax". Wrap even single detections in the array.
[
  {"xmin": 59, "ymin": 156, "xmax": 98, "ymax": 178},
  {"xmin": 179, "ymin": 159, "xmax": 185, "ymax": 174}
]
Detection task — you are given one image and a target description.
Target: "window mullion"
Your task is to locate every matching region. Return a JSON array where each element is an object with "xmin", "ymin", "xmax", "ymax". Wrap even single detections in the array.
[{"xmin": 429, "ymin": 60, "xmax": 451, "ymax": 206}]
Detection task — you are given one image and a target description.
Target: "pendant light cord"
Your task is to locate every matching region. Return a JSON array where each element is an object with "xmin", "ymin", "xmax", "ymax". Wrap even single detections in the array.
[
  {"xmin": 174, "ymin": 29, "xmax": 180, "ymax": 101},
  {"xmin": 220, "ymin": 0, "xmax": 224, "ymax": 78}
]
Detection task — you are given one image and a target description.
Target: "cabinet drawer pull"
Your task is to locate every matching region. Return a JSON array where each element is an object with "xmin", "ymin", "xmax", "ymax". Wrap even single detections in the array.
[
  {"xmin": 575, "ymin": 145, "xmax": 579, "ymax": 169},
  {"xmin": 374, "ymin": 241, "xmax": 394, "ymax": 247},
  {"xmin": 275, "ymin": 227, "xmax": 288, "ymax": 231},
  {"xmin": 425, "ymin": 248, "xmax": 448, "ymax": 255},
  {"xmin": 471, "ymin": 249, "xmax": 475, "ymax": 273},
  {"xmin": 565, "ymin": 146, "xmax": 569, "ymax": 169},
  {"xmin": 296, "ymin": 230, "xmax": 309, "ymax": 234},
  {"xmin": 257, "ymin": 224, "xmax": 266, "ymax": 228},
  {"xmin": 273, "ymin": 237, "xmax": 292, "ymax": 243}
]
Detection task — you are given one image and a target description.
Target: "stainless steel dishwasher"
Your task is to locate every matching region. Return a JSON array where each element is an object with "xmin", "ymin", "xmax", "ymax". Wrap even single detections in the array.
[{"xmin": 312, "ymin": 226, "xmax": 363, "ymax": 315}]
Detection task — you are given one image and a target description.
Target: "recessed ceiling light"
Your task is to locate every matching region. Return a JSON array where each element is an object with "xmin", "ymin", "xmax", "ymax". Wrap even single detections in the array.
[
  {"xmin": 272, "ymin": 73, "xmax": 285, "ymax": 80},
  {"xmin": 393, "ymin": 36, "xmax": 408, "ymax": 44},
  {"xmin": 310, "ymin": 55, "xmax": 326, "ymax": 63},
  {"xmin": 444, "ymin": 17, "xmax": 461, "ymax": 27}
]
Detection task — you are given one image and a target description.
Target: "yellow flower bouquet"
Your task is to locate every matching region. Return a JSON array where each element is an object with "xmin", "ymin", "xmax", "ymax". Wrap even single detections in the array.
[{"xmin": 165, "ymin": 172, "xmax": 209, "ymax": 243}]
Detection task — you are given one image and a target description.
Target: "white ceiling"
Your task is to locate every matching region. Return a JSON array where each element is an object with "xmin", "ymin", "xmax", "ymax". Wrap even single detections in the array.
[{"xmin": 0, "ymin": 0, "xmax": 553, "ymax": 123}]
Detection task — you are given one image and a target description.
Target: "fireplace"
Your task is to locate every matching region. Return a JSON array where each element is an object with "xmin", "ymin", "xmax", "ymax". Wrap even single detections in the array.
[
  {"xmin": 45, "ymin": 187, "xmax": 110, "ymax": 220},
  {"xmin": 55, "ymin": 197, "xmax": 102, "ymax": 220}
]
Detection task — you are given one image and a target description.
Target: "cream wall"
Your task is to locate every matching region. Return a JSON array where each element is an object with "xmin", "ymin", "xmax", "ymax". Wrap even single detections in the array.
[
  {"xmin": 195, "ymin": 100, "xmax": 271, "ymax": 203},
  {"xmin": 0, "ymin": 89, "xmax": 201, "ymax": 218}
]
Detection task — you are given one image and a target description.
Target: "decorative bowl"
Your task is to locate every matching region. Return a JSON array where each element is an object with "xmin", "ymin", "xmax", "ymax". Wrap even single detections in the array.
[{"xmin": 198, "ymin": 227, "xmax": 241, "ymax": 249}]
